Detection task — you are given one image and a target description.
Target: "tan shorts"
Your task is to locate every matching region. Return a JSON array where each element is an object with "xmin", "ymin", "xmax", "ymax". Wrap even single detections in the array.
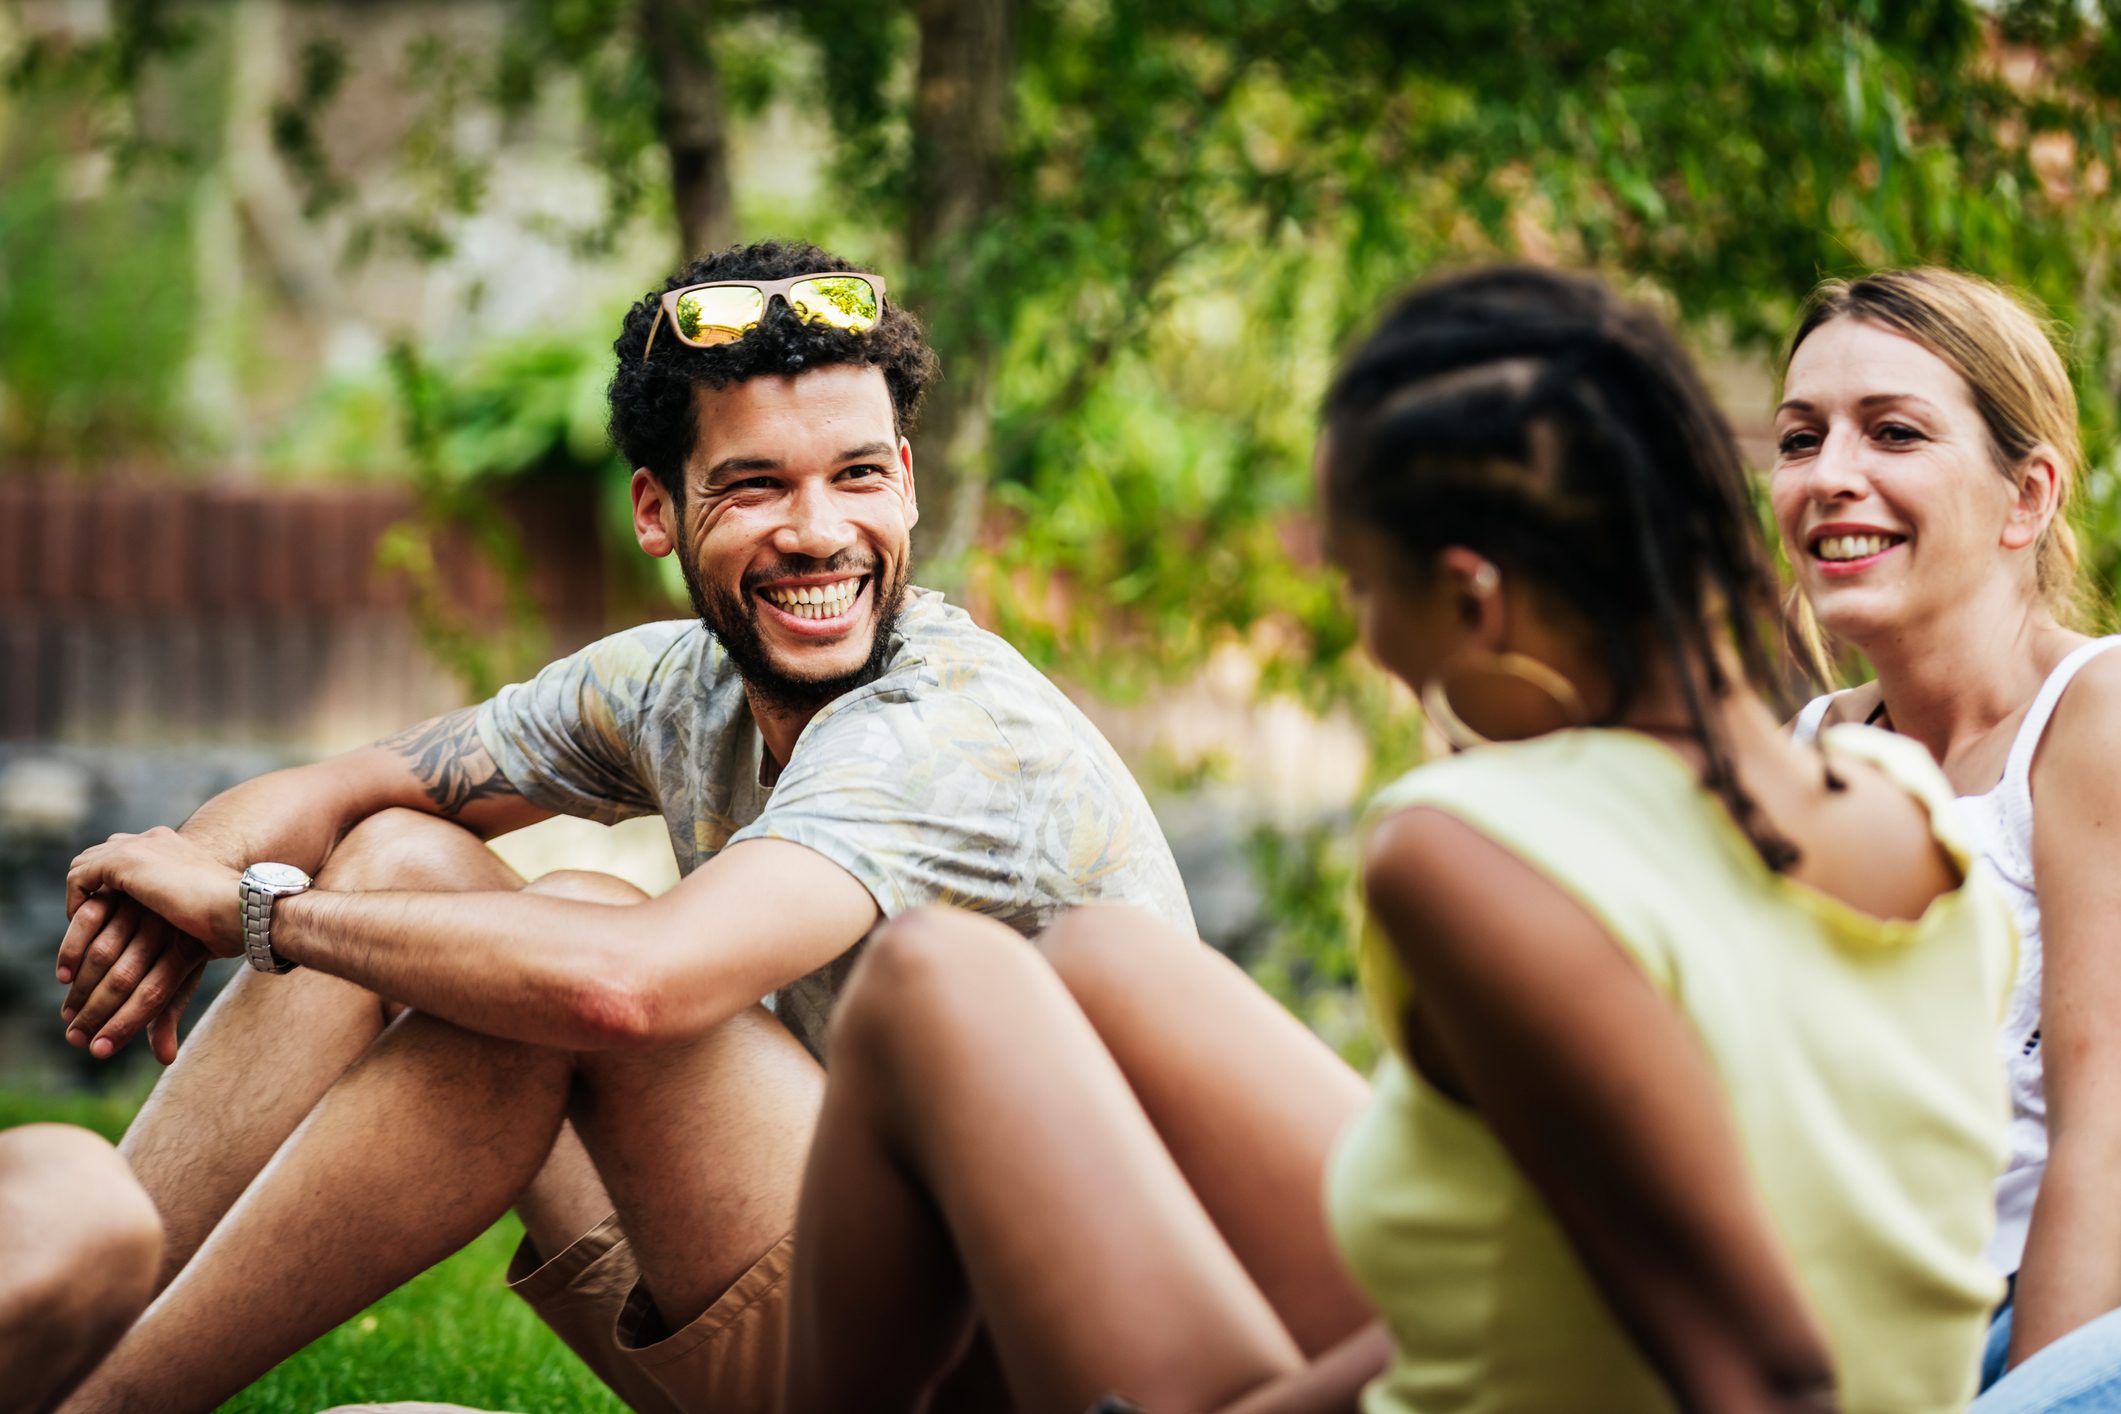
[{"xmin": 505, "ymin": 1213, "xmax": 793, "ymax": 1414}]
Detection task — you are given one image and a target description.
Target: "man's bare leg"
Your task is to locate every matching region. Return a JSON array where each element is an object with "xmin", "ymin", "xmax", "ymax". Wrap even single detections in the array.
[
  {"xmin": 60, "ymin": 921, "xmax": 820, "ymax": 1414},
  {"xmin": 0, "ymin": 1125, "xmax": 162, "ymax": 1414},
  {"xmin": 571, "ymin": 996, "xmax": 821, "ymax": 1331},
  {"xmin": 120, "ymin": 809, "xmax": 527, "ymax": 1290},
  {"xmin": 62, "ymin": 1009, "xmax": 574, "ymax": 1414}
]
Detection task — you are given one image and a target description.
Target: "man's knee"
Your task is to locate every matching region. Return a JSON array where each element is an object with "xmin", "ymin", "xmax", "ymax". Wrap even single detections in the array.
[
  {"xmin": 320, "ymin": 807, "xmax": 505, "ymax": 893},
  {"xmin": 523, "ymin": 869, "xmax": 649, "ymax": 906}
]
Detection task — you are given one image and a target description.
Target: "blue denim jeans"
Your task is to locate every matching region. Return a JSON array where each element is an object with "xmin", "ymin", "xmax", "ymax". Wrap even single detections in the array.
[{"xmin": 1971, "ymin": 1293, "xmax": 2121, "ymax": 1412}]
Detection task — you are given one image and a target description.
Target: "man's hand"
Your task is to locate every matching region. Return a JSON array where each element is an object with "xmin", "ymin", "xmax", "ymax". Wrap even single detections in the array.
[
  {"xmin": 66, "ymin": 828, "xmax": 244, "ymax": 952},
  {"xmin": 48, "ymin": 708, "xmax": 547, "ymax": 1067},
  {"xmin": 56, "ymin": 895, "xmax": 211, "ymax": 1063},
  {"xmin": 59, "ymin": 829, "xmax": 242, "ymax": 1062}
]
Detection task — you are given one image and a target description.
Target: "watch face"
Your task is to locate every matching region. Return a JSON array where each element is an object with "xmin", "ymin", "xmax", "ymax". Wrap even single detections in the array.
[{"xmin": 247, "ymin": 862, "xmax": 310, "ymax": 890}]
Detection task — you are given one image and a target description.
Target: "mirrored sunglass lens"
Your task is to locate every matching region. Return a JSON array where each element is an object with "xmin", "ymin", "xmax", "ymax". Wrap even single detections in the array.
[
  {"xmin": 674, "ymin": 287, "xmax": 765, "ymax": 345},
  {"xmin": 788, "ymin": 277, "xmax": 880, "ymax": 329}
]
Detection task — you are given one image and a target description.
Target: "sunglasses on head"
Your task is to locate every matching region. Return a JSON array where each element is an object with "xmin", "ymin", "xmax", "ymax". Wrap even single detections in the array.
[{"xmin": 641, "ymin": 271, "xmax": 887, "ymax": 363}]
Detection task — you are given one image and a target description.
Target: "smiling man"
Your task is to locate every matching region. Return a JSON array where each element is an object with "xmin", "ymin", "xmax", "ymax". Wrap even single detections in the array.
[{"xmin": 52, "ymin": 240, "xmax": 1194, "ymax": 1414}]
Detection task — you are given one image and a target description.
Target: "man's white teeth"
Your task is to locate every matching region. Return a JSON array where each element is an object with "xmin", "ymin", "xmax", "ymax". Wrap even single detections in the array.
[
  {"xmin": 1816, "ymin": 534, "xmax": 1901, "ymax": 562},
  {"xmin": 762, "ymin": 579, "xmax": 862, "ymax": 618}
]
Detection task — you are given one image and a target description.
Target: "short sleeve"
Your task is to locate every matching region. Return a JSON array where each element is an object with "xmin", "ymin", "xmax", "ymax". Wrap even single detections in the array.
[
  {"xmin": 729, "ymin": 688, "xmax": 1028, "ymax": 916},
  {"xmin": 475, "ymin": 624, "xmax": 690, "ymax": 824}
]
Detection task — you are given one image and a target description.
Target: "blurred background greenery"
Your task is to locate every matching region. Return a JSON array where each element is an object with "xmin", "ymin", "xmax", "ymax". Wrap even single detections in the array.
[{"xmin": 9, "ymin": 0, "xmax": 2121, "ymax": 1401}]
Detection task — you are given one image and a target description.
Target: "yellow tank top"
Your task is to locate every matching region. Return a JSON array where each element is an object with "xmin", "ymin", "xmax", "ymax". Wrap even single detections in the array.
[{"xmin": 1327, "ymin": 726, "xmax": 2014, "ymax": 1413}]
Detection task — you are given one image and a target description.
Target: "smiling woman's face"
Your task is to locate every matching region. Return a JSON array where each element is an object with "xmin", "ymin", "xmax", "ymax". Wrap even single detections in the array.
[{"xmin": 1771, "ymin": 317, "xmax": 2031, "ymax": 646}]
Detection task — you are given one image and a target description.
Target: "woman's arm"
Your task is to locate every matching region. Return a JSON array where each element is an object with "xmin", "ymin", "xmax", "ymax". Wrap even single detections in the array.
[
  {"xmin": 1362, "ymin": 807, "xmax": 1837, "ymax": 1413},
  {"xmin": 2013, "ymin": 655, "xmax": 2121, "ymax": 1362},
  {"xmin": 1210, "ymin": 1322, "xmax": 1392, "ymax": 1414}
]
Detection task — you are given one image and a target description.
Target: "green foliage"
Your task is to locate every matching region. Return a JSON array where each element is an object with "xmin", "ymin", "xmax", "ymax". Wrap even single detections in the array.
[
  {"xmin": 1242, "ymin": 819, "xmax": 1378, "ymax": 1069},
  {"xmin": 270, "ymin": 36, "xmax": 351, "ymax": 218},
  {"xmin": 267, "ymin": 325, "xmax": 646, "ymax": 695},
  {"xmin": 964, "ymin": 0, "xmax": 2121, "ymax": 699},
  {"xmin": 0, "ymin": 152, "xmax": 199, "ymax": 465},
  {"xmin": 0, "ymin": 2, "xmax": 232, "ymax": 466},
  {"xmin": 3, "ymin": 0, "xmax": 207, "ymax": 170},
  {"xmin": 383, "ymin": 336, "xmax": 637, "ymax": 698}
]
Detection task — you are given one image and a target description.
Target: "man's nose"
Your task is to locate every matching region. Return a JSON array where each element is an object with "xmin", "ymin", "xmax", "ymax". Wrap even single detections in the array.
[{"xmin": 773, "ymin": 480, "xmax": 853, "ymax": 557}]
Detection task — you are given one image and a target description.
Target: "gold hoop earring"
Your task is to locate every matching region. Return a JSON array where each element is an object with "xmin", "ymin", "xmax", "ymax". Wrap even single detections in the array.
[{"xmin": 1419, "ymin": 652, "xmax": 1589, "ymax": 751}]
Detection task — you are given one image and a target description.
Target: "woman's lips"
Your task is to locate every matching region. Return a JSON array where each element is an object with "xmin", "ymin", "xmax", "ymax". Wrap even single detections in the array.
[{"xmin": 1810, "ymin": 536, "xmax": 1905, "ymax": 578}]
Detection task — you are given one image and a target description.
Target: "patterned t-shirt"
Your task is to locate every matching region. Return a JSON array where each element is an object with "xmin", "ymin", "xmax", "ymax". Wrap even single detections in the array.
[{"xmin": 476, "ymin": 587, "xmax": 1196, "ymax": 1056}]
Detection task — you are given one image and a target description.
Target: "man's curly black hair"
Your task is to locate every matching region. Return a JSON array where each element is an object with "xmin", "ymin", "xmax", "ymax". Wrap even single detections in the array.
[{"xmin": 608, "ymin": 240, "xmax": 939, "ymax": 506}]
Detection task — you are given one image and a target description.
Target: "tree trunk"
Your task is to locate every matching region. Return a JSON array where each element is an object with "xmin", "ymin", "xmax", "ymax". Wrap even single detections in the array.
[
  {"xmin": 906, "ymin": 0, "xmax": 1014, "ymax": 574},
  {"xmin": 640, "ymin": 0, "xmax": 736, "ymax": 261}
]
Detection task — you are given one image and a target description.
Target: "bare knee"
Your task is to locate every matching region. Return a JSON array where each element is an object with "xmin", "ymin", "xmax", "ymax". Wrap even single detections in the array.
[
  {"xmin": 0, "ymin": 1125, "xmax": 162, "ymax": 1337},
  {"xmin": 523, "ymin": 869, "xmax": 649, "ymax": 906},
  {"xmin": 1039, "ymin": 903, "xmax": 1196, "ymax": 1003},
  {"xmin": 832, "ymin": 908, "xmax": 1036, "ymax": 1063},
  {"xmin": 319, "ymin": 806, "xmax": 506, "ymax": 893},
  {"xmin": 859, "ymin": 907, "xmax": 1025, "ymax": 996}
]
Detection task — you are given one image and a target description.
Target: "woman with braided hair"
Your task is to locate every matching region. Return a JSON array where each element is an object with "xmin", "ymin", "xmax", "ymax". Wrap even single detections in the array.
[
  {"xmin": 1777, "ymin": 268, "xmax": 2121, "ymax": 1410},
  {"xmin": 774, "ymin": 268, "xmax": 2017, "ymax": 1413}
]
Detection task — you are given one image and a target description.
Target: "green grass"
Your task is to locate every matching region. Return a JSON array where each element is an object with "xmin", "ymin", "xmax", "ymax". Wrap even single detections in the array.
[
  {"xmin": 2, "ymin": 1090, "xmax": 625, "ymax": 1414},
  {"xmin": 218, "ymin": 1216, "xmax": 624, "ymax": 1414}
]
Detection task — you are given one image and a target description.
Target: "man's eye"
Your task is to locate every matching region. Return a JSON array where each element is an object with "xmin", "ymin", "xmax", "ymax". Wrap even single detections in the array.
[
  {"xmin": 839, "ymin": 464, "xmax": 886, "ymax": 481},
  {"xmin": 734, "ymin": 477, "xmax": 780, "ymax": 491}
]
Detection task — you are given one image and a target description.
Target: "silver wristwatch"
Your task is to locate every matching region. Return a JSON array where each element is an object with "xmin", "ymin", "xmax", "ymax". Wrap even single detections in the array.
[{"xmin": 238, "ymin": 863, "xmax": 311, "ymax": 974}]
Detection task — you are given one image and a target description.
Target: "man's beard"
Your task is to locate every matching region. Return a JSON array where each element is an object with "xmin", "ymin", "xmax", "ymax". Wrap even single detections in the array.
[{"xmin": 680, "ymin": 545, "xmax": 908, "ymax": 717}]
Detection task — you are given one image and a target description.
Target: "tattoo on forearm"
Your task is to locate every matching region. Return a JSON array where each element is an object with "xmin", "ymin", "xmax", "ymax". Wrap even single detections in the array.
[{"xmin": 375, "ymin": 708, "xmax": 520, "ymax": 816}]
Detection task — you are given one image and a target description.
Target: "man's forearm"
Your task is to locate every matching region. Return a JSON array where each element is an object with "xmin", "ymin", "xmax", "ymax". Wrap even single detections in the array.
[
  {"xmin": 177, "ymin": 709, "xmax": 545, "ymax": 872},
  {"xmin": 270, "ymin": 888, "xmax": 727, "ymax": 1051},
  {"xmin": 177, "ymin": 765, "xmax": 375, "ymax": 872},
  {"xmin": 66, "ymin": 831, "xmax": 867, "ymax": 1059}
]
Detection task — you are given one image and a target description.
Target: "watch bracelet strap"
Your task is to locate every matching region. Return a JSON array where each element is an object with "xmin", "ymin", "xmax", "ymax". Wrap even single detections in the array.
[{"xmin": 241, "ymin": 880, "xmax": 299, "ymax": 974}]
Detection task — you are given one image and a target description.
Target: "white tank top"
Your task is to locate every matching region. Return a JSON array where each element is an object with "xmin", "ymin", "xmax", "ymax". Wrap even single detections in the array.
[{"xmin": 1793, "ymin": 635, "xmax": 2121, "ymax": 1275}]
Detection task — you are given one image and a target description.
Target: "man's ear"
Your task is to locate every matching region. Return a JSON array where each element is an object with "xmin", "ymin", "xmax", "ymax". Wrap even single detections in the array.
[
  {"xmin": 2001, "ymin": 446, "xmax": 2063, "ymax": 552},
  {"xmin": 898, "ymin": 435, "xmax": 918, "ymax": 530},
  {"xmin": 631, "ymin": 469, "xmax": 678, "ymax": 557}
]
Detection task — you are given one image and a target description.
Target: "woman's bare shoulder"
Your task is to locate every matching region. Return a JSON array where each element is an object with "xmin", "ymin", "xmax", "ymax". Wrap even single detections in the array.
[{"xmin": 2035, "ymin": 646, "xmax": 2121, "ymax": 774}]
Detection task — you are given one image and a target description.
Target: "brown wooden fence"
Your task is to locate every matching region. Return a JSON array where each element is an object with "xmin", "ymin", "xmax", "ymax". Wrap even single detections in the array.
[{"xmin": 0, "ymin": 477, "xmax": 612, "ymax": 750}]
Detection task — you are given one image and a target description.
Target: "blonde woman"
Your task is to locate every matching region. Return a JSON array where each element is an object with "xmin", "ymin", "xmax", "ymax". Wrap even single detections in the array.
[{"xmin": 1777, "ymin": 267, "xmax": 2121, "ymax": 1408}]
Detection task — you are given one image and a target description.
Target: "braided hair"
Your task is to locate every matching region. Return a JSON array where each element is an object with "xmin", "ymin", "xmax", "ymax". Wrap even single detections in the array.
[{"xmin": 1322, "ymin": 267, "xmax": 1801, "ymax": 870}]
